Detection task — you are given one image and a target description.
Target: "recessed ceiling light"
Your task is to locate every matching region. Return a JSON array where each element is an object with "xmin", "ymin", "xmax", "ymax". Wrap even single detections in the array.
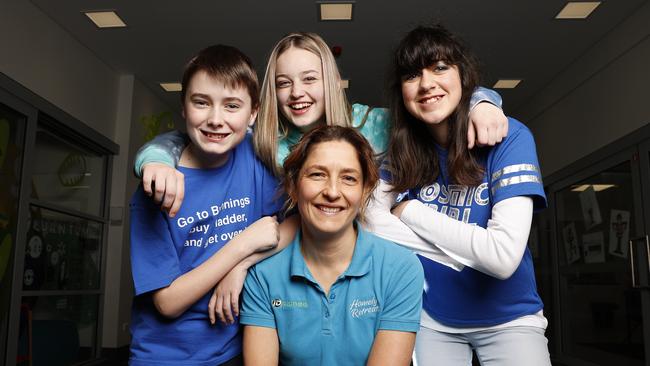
[
  {"xmin": 318, "ymin": 2, "xmax": 354, "ymax": 21},
  {"xmin": 570, "ymin": 184, "xmax": 616, "ymax": 192},
  {"xmin": 84, "ymin": 11, "xmax": 126, "ymax": 28},
  {"xmin": 341, "ymin": 79, "xmax": 349, "ymax": 89},
  {"xmin": 556, "ymin": 2, "xmax": 601, "ymax": 19},
  {"xmin": 160, "ymin": 83, "xmax": 182, "ymax": 92},
  {"xmin": 493, "ymin": 79, "xmax": 522, "ymax": 89}
]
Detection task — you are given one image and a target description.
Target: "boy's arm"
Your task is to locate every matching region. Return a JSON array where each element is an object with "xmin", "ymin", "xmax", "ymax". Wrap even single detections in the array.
[
  {"xmin": 135, "ymin": 130, "xmax": 188, "ymax": 217},
  {"xmin": 468, "ymin": 87, "xmax": 508, "ymax": 148},
  {"xmin": 209, "ymin": 215, "xmax": 300, "ymax": 324},
  {"xmin": 153, "ymin": 216, "xmax": 279, "ymax": 318}
]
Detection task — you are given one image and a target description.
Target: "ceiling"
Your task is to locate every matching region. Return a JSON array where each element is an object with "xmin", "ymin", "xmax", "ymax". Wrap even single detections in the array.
[{"xmin": 30, "ymin": 0, "xmax": 648, "ymax": 117}]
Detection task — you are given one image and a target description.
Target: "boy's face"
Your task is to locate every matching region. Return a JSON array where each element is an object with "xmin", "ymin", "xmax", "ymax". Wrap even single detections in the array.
[{"xmin": 183, "ymin": 70, "xmax": 257, "ymax": 166}]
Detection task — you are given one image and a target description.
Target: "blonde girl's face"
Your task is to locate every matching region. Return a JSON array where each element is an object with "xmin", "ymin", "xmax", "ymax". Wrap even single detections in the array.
[{"xmin": 274, "ymin": 47, "xmax": 327, "ymax": 131}]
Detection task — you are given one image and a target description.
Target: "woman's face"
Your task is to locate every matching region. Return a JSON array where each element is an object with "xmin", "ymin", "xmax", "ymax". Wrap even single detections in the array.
[
  {"xmin": 296, "ymin": 140, "xmax": 364, "ymax": 238},
  {"xmin": 401, "ymin": 61, "xmax": 462, "ymax": 131},
  {"xmin": 275, "ymin": 47, "xmax": 326, "ymax": 131}
]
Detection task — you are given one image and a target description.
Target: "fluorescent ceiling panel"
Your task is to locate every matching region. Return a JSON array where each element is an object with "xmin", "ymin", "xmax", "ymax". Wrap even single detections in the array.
[
  {"xmin": 85, "ymin": 11, "xmax": 126, "ymax": 28},
  {"xmin": 556, "ymin": 2, "xmax": 601, "ymax": 19},
  {"xmin": 493, "ymin": 79, "xmax": 522, "ymax": 89},
  {"xmin": 160, "ymin": 83, "xmax": 182, "ymax": 92},
  {"xmin": 319, "ymin": 3, "xmax": 353, "ymax": 20},
  {"xmin": 570, "ymin": 184, "xmax": 617, "ymax": 192}
]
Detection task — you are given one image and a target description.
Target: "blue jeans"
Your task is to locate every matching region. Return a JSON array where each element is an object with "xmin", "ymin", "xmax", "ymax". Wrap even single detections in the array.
[{"xmin": 413, "ymin": 326, "xmax": 551, "ymax": 366}]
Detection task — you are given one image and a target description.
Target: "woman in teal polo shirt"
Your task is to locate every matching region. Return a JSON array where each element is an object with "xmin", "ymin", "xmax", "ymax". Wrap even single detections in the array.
[{"xmin": 239, "ymin": 126, "xmax": 424, "ymax": 366}]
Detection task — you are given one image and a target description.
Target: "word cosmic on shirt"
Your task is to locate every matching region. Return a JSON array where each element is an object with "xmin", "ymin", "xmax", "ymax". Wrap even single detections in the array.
[
  {"xmin": 176, "ymin": 196, "xmax": 252, "ymax": 248},
  {"xmin": 418, "ymin": 182, "xmax": 489, "ymax": 223}
]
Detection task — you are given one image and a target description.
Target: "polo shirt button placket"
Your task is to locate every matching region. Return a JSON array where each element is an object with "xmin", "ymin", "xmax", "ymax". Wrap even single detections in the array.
[{"xmin": 322, "ymin": 297, "xmax": 332, "ymax": 335}]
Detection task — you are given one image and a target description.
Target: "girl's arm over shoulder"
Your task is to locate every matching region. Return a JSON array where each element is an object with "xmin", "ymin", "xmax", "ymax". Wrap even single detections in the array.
[
  {"xmin": 468, "ymin": 87, "xmax": 508, "ymax": 148},
  {"xmin": 134, "ymin": 130, "xmax": 188, "ymax": 176},
  {"xmin": 134, "ymin": 130, "xmax": 188, "ymax": 217}
]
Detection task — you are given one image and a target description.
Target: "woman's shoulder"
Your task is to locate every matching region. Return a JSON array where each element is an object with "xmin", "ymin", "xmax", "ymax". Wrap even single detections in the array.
[
  {"xmin": 250, "ymin": 242, "xmax": 294, "ymax": 274},
  {"xmin": 360, "ymin": 229, "xmax": 421, "ymax": 265}
]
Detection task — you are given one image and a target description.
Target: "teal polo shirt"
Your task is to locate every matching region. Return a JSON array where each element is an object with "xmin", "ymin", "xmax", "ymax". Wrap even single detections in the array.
[{"xmin": 240, "ymin": 227, "xmax": 424, "ymax": 366}]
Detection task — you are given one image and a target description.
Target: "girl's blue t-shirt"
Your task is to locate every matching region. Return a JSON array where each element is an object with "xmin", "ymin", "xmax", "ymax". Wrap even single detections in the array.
[{"xmin": 402, "ymin": 118, "xmax": 547, "ymax": 327}]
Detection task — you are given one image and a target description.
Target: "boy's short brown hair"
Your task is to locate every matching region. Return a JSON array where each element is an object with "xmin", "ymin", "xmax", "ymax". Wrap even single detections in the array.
[{"xmin": 180, "ymin": 45, "xmax": 259, "ymax": 109}]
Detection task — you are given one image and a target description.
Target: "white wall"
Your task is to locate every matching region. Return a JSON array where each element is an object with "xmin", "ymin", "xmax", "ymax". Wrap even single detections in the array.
[
  {"xmin": 0, "ymin": 0, "xmax": 181, "ymax": 349},
  {"xmin": 0, "ymin": 0, "xmax": 119, "ymax": 137},
  {"xmin": 517, "ymin": 2, "xmax": 650, "ymax": 177}
]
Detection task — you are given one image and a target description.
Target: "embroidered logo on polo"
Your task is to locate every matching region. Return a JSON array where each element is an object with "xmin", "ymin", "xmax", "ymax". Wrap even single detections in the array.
[
  {"xmin": 271, "ymin": 298, "xmax": 308, "ymax": 309},
  {"xmin": 349, "ymin": 297, "xmax": 379, "ymax": 318}
]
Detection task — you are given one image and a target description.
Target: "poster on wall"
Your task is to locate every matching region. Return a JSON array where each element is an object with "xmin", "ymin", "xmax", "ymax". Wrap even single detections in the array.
[
  {"xmin": 583, "ymin": 232, "xmax": 605, "ymax": 263},
  {"xmin": 579, "ymin": 186, "xmax": 602, "ymax": 229},
  {"xmin": 609, "ymin": 209, "xmax": 630, "ymax": 258},
  {"xmin": 562, "ymin": 223, "xmax": 581, "ymax": 264}
]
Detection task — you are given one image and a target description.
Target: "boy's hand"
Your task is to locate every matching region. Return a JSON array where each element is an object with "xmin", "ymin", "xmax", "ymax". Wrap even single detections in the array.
[
  {"xmin": 467, "ymin": 102, "xmax": 508, "ymax": 149},
  {"xmin": 208, "ymin": 266, "xmax": 248, "ymax": 325},
  {"xmin": 239, "ymin": 216, "xmax": 280, "ymax": 254},
  {"xmin": 142, "ymin": 163, "xmax": 185, "ymax": 217}
]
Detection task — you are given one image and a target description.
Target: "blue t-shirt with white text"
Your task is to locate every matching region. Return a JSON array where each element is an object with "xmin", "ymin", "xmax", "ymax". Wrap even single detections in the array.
[
  {"xmin": 400, "ymin": 118, "xmax": 547, "ymax": 327},
  {"xmin": 129, "ymin": 134, "xmax": 282, "ymax": 366}
]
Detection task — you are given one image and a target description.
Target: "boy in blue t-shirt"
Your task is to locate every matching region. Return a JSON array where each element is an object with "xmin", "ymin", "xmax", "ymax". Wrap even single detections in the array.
[{"xmin": 129, "ymin": 45, "xmax": 283, "ymax": 366}]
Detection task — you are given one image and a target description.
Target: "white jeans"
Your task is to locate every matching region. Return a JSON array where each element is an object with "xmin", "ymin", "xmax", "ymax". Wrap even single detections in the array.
[{"xmin": 413, "ymin": 325, "xmax": 552, "ymax": 366}]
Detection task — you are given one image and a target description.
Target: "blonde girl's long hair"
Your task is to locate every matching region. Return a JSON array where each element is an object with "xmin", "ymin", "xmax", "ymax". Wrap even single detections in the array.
[{"xmin": 254, "ymin": 32, "xmax": 352, "ymax": 176}]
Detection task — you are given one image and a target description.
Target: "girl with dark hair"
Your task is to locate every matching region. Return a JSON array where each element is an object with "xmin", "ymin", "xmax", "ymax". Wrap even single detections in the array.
[{"xmin": 366, "ymin": 25, "xmax": 552, "ymax": 365}]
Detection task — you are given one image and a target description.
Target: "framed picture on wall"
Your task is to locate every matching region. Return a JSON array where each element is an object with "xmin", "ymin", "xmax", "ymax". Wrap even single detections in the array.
[
  {"xmin": 608, "ymin": 209, "xmax": 630, "ymax": 258},
  {"xmin": 562, "ymin": 223, "xmax": 581, "ymax": 264},
  {"xmin": 579, "ymin": 186, "xmax": 602, "ymax": 229}
]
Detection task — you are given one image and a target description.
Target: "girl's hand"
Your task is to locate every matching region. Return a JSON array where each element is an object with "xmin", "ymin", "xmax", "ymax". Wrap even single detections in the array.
[
  {"xmin": 467, "ymin": 102, "xmax": 508, "ymax": 149},
  {"xmin": 142, "ymin": 163, "xmax": 185, "ymax": 217},
  {"xmin": 208, "ymin": 265, "xmax": 248, "ymax": 325}
]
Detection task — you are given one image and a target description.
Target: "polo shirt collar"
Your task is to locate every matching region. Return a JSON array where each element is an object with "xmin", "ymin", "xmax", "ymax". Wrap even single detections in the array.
[{"xmin": 289, "ymin": 223, "xmax": 373, "ymax": 281}]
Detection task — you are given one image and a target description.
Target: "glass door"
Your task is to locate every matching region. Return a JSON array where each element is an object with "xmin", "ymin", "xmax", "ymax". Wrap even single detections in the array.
[
  {"xmin": 0, "ymin": 101, "xmax": 26, "ymax": 364},
  {"xmin": 635, "ymin": 139, "xmax": 650, "ymax": 364},
  {"xmin": 15, "ymin": 123, "xmax": 108, "ymax": 366},
  {"xmin": 552, "ymin": 147, "xmax": 650, "ymax": 365}
]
